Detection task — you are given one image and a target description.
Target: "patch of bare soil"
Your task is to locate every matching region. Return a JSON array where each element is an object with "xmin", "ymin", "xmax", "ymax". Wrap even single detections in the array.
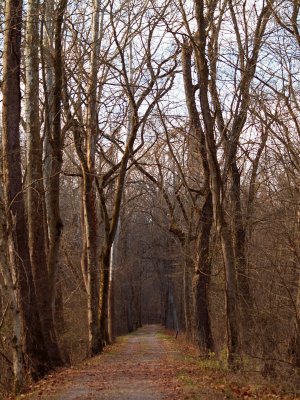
[{"xmin": 11, "ymin": 325, "xmax": 300, "ymax": 400}]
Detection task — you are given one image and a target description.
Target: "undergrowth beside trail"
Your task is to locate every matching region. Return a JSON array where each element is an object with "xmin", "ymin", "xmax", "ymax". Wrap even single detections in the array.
[{"xmin": 163, "ymin": 329, "xmax": 300, "ymax": 400}]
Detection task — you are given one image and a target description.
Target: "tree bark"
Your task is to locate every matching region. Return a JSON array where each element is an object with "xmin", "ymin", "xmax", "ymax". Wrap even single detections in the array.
[
  {"xmin": 182, "ymin": 41, "xmax": 214, "ymax": 352},
  {"xmin": 193, "ymin": 193, "xmax": 214, "ymax": 352},
  {"xmin": 183, "ymin": 247, "xmax": 192, "ymax": 336},
  {"xmin": 25, "ymin": 0, "xmax": 63, "ymax": 368},
  {"xmin": 2, "ymin": 0, "xmax": 50, "ymax": 381},
  {"xmin": 0, "ymin": 194, "xmax": 24, "ymax": 393},
  {"xmin": 46, "ymin": 0, "xmax": 67, "ymax": 307},
  {"xmin": 74, "ymin": 124, "xmax": 102, "ymax": 355},
  {"xmin": 100, "ymin": 247, "xmax": 111, "ymax": 345},
  {"xmin": 72, "ymin": 0, "xmax": 103, "ymax": 356},
  {"xmin": 85, "ymin": 175, "xmax": 101, "ymax": 354},
  {"xmin": 193, "ymin": 0, "xmax": 240, "ymax": 368}
]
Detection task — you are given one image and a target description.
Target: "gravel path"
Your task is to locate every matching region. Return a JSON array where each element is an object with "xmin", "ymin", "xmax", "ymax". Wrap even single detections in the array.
[
  {"xmin": 13, "ymin": 325, "xmax": 300, "ymax": 400},
  {"xmin": 21, "ymin": 325, "xmax": 184, "ymax": 400}
]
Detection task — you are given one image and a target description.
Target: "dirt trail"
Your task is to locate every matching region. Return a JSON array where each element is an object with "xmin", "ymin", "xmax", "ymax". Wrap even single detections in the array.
[
  {"xmin": 19, "ymin": 325, "xmax": 192, "ymax": 400},
  {"xmin": 15, "ymin": 325, "xmax": 297, "ymax": 400}
]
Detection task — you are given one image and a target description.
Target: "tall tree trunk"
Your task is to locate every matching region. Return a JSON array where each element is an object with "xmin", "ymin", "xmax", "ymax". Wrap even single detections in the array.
[
  {"xmin": 86, "ymin": 0, "xmax": 102, "ymax": 354},
  {"xmin": 100, "ymin": 247, "xmax": 111, "ymax": 345},
  {"xmin": 46, "ymin": 0, "xmax": 67, "ymax": 307},
  {"xmin": 193, "ymin": 193, "xmax": 214, "ymax": 352},
  {"xmin": 230, "ymin": 163, "xmax": 252, "ymax": 309},
  {"xmin": 25, "ymin": 0, "xmax": 63, "ymax": 368},
  {"xmin": 183, "ymin": 247, "xmax": 192, "ymax": 336},
  {"xmin": 193, "ymin": 0, "xmax": 240, "ymax": 368},
  {"xmin": 84, "ymin": 175, "xmax": 101, "ymax": 354},
  {"xmin": 2, "ymin": 0, "xmax": 50, "ymax": 382},
  {"xmin": 220, "ymin": 225, "xmax": 240, "ymax": 367},
  {"xmin": 74, "ymin": 124, "xmax": 102, "ymax": 355},
  {"xmin": 0, "ymin": 194, "xmax": 24, "ymax": 393},
  {"xmin": 230, "ymin": 162, "xmax": 253, "ymax": 352},
  {"xmin": 108, "ymin": 226, "xmax": 119, "ymax": 342},
  {"xmin": 80, "ymin": 192, "xmax": 88, "ymax": 292},
  {"xmin": 182, "ymin": 41, "xmax": 214, "ymax": 351},
  {"xmin": 41, "ymin": 0, "xmax": 54, "ymax": 256},
  {"xmin": 73, "ymin": 0, "xmax": 103, "ymax": 356}
]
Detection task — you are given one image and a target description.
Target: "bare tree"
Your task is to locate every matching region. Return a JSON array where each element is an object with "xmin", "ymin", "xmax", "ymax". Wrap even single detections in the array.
[
  {"xmin": 2, "ymin": 0, "xmax": 50, "ymax": 388},
  {"xmin": 25, "ymin": 0, "xmax": 63, "ymax": 368},
  {"xmin": 45, "ymin": 0, "xmax": 68, "ymax": 307},
  {"xmin": 178, "ymin": 0, "xmax": 273, "ymax": 367}
]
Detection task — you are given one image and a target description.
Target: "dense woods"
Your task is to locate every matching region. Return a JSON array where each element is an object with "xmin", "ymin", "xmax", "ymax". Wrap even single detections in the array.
[{"xmin": 0, "ymin": 0, "xmax": 299, "ymax": 395}]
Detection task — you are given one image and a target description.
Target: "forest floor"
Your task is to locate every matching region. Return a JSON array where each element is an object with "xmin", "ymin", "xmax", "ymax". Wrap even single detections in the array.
[{"xmin": 10, "ymin": 325, "xmax": 300, "ymax": 400}]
